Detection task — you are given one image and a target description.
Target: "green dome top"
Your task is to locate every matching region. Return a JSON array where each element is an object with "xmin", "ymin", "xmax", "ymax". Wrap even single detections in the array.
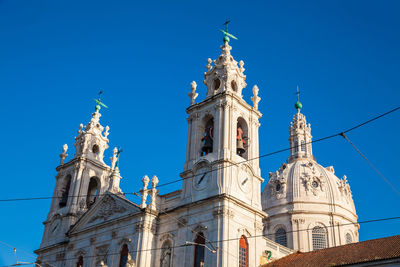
[{"xmin": 295, "ymin": 101, "xmax": 302, "ymax": 111}]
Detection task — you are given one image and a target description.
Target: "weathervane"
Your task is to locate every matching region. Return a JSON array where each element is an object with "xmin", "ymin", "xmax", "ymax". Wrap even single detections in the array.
[
  {"xmin": 219, "ymin": 20, "xmax": 238, "ymax": 43},
  {"xmin": 94, "ymin": 90, "xmax": 108, "ymax": 112}
]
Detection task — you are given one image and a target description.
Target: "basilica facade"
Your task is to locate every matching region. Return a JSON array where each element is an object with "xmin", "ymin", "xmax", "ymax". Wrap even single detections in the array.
[{"xmin": 35, "ymin": 37, "xmax": 358, "ymax": 267}]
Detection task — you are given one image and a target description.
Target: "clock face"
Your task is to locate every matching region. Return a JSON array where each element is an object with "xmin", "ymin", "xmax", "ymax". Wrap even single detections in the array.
[
  {"xmin": 193, "ymin": 169, "xmax": 210, "ymax": 190},
  {"xmin": 238, "ymin": 169, "xmax": 252, "ymax": 193}
]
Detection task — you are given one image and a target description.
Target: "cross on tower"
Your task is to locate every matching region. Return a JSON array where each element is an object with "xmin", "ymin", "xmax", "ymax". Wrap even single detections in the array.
[{"xmin": 94, "ymin": 90, "xmax": 109, "ymax": 112}]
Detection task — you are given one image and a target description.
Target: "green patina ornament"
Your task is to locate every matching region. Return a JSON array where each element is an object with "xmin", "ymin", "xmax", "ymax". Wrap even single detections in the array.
[
  {"xmin": 93, "ymin": 90, "xmax": 108, "ymax": 112},
  {"xmin": 220, "ymin": 20, "xmax": 238, "ymax": 44},
  {"xmin": 295, "ymin": 101, "xmax": 303, "ymax": 111}
]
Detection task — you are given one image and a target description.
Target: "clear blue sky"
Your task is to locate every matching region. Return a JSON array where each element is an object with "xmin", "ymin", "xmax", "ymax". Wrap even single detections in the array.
[{"xmin": 1, "ymin": 0, "xmax": 400, "ymax": 265}]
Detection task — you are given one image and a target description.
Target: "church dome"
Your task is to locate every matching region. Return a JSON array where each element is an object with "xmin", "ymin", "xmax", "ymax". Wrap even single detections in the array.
[
  {"xmin": 261, "ymin": 99, "xmax": 359, "ymax": 252},
  {"xmin": 262, "ymin": 159, "xmax": 356, "ymax": 220}
]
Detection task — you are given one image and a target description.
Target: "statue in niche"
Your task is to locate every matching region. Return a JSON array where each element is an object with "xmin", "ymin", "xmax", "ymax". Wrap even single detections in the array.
[
  {"xmin": 236, "ymin": 126, "xmax": 246, "ymax": 156},
  {"xmin": 201, "ymin": 121, "xmax": 214, "ymax": 155}
]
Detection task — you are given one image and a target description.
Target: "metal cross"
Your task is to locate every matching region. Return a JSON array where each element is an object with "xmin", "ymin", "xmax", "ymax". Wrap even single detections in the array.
[
  {"xmin": 219, "ymin": 20, "xmax": 238, "ymax": 43},
  {"xmin": 94, "ymin": 90, "xmax": 108, "ymax": 112},
  {"xmin": 296, "ymin": 86, "xmax": 300, "ymax": 102}
]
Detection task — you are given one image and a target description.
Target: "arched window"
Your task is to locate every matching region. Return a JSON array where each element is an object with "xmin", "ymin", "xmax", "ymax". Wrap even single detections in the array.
[
  {"xmin": 312, "ymin": 226, "xmax": 327, "ymax": 250},
  {"xmin": 201, "ymin": 117, "xmax": 214, "ymax": 156},
  {"xmin": 239, "ymin": 235, "xmax": 248, "ymax": 267},
  {"xmin": 274, "ymin": 228, "xmax": 287, "ymax": 247},
  {"xmin": 237, "ymin": 118, "xmax": 248, "ymax": 159},
  {"xmin": 193, "ymin": 232, "xmax": 205, "ymax": 267},
  {"xmin": 76, "ymin": 256, "xmax": 83, "ymax": 267},
  {"xmin": 301, "ymin": 140, "xmax": 306, "ymax": 151},
  {"xmin": 59, "ymin": 175, "xmax": 71, "ymax": 208},
  {"xmin": 119, "ymin": 244, "xmax": 129, "ymax": 267},
  {"xmin": 294, "ymin": 141, "xmax": 299, "ymax": 153},
  {"xmin": 345, "ymin": 233, "xmax": 352, "ymax": 244},
  {"xmin": 160, "ymin": 240, "xmax": 172, "ymax": 267},
  {"xmin": 86, "ymin": 177, "xmax": 99, "ymax": 208}
]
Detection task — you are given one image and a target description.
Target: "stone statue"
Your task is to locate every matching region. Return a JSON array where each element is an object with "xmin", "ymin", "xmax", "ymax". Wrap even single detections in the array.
[
  {"xmin": 201, "ymin": 124, "xmax": 214, "ymax": 155},
  {"xmin": 160, "ymin": 248, "xmax": 171, "ymax": 267},
  {"xmin": 236, "ymin": 126, "xmax": 246, "ymax": 156}
]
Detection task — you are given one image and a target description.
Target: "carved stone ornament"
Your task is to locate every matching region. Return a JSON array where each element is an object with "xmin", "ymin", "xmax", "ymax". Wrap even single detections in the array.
[
  {"xmin": 160, "ymin": 232, "xmax": 175, "ymax": 242},
  {"xmin": 301, "ymin": 162, "xmax": 326, "ymax": 196},
  {"xmin": 88, "ymin": 195, "xmax": 127, "ymax": 223},
  {"xmin": 291, "ymin": 218, "xmax": 305, "ymax": 225},
  {"xmin": 338, "ymin": 175, "xmax": 352, "ymax": 202},
  {"xmin": 135, "ymin": 221, "xmax": 156, "ymax": 233},
  {"xmin": 213, "ymin": 207, "xmax": 234, "ymax": 218},
  {"xmin": 268, "ymin": 163, "xmax": 288, "ymax": 200}
]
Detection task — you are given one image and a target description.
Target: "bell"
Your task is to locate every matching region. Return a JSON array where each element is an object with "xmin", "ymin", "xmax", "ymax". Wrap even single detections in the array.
[{"xmin": 237, "ymin": 139, "xmax": 245, "ymax": 156}]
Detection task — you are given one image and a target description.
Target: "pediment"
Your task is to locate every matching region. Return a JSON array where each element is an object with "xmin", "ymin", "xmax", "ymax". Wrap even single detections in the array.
[{"xmin": 70, "ymin": 193, "xmax": 141, "ymax": 233}]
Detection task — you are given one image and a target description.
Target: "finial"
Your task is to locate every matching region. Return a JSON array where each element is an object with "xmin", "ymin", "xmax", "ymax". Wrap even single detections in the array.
[
  {"xmin": 239, "ymin": 60, "xmax": 245, "ymax": 73},
  {"xmin": 93, "ymin": 90, "xmax": 108, "ymax": 112},
  {"xmin": 115, "ymin": 146, "xmax": 123, "ymax": 168},
  {"xmin": 59, "ymin": 144, "xmax": 68, "ymax": 165},
  {"xmin": 188, "ymin": 81, "xmax": 198, "ymax": 105},
  {"xmin": 294, "ymin": 86, "xmax": 302, "ymax": 112},
  {"xmin": 219, "ymin": 20, "xmax": 238, "ymax": 44},
  {"xmin": 206, "ymin": 58, "xmax": 212, "ymax": 71},
  {"xmin": 251, "ymin": 85, "xmax": 261, "ymax": 110},
  {"xmin": 104, "ymin": 125, "xmax": 110, "ymax": 138},
  {"xmin": 151, "ymin": 175, "xmax": 159, "ymax": 188}
]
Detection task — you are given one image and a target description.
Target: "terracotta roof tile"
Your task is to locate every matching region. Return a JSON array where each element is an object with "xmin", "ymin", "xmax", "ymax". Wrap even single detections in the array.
[{"xmin": 264, "ymin": 235, "xmax": 400, "ymax": 267}]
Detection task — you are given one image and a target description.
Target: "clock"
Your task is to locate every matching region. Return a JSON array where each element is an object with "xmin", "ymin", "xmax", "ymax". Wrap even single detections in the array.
[
  {"xmin": 238, "ymin": 169, "xmax": 252, "ymax": 193},
  {"xmin": 193, "ymin": 169, "xmax": 210, "ymax": 190}
]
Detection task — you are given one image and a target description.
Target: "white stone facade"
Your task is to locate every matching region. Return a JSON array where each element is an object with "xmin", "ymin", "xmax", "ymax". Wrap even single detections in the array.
[{"xmin": 35, "ymin": 41, "xmax": 357, "ymax": 267}]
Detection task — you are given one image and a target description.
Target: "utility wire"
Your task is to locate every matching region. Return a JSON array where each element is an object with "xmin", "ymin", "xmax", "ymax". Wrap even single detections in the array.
[
  {"xmin": 14, "ymin": 215, "xmax": 400, "ymax": 266},
  {"xmin": 340, "ymin": 132, "xmax": 400, "ymax": 197},
  {"xmin": 0, "ymin": 105, "xmax": 399, "ymax": 203}
]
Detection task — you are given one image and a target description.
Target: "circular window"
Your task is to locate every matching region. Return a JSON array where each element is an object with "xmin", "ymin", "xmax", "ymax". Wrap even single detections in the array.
[
  {"xmin": 213, "ymin": 79, "xmax": 221, "ymax": 91},
  {"xmin": 312, "ymin": 181, "xmax": 318, "ymax": 188},
  {"xmin": 276, "ymin": 183, "xmax": 281, "ymax": 192},
  {"xmin": 92, "ymin": 144, "xmax": 100, "ymax": 154}
]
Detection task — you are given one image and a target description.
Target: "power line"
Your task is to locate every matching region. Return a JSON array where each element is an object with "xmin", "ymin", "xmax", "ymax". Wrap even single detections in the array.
[
  {"xmin": 17, "ymin": 215, "xmax": 400, "ymax": 266},
  {"xmin": 341, "ymin": 132, "xmax": 400, "ymax": 197},
  {"xmin": 1, "ymin": 105, "xmax": 399, "ymax": 203}
]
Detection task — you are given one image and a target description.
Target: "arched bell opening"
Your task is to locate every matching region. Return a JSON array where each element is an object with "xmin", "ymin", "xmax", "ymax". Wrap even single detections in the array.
[
  {"xmin": 231, "ymin": 80, "xmax": 238, "ymax": 92},
  {"xmin": 200, "ymin": 116, "xmax": 214, "ymax": 156},
  {"xmin": 213, "ymin": 78, "xmax": 221, "ymax": 92},
  {"xmin": 86, "ymin": 177, "xmax": 100, "ymax": 208},
  {"xmin": 59, "ymin": 174, "xmax": 71, "ymax": 208},
  {"xmin": 236, "ymin": 117, "xmax": 248, "ymax": 159}
]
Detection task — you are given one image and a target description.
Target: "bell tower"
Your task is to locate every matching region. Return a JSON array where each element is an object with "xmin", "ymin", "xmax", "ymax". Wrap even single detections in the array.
[
  {"xmin": 181, "ymin": 29, "xmax": 263, "ymax": 209},
  {"xmin": 39, "ymin": 93, "xmax": 123, "ymax": 249}
]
